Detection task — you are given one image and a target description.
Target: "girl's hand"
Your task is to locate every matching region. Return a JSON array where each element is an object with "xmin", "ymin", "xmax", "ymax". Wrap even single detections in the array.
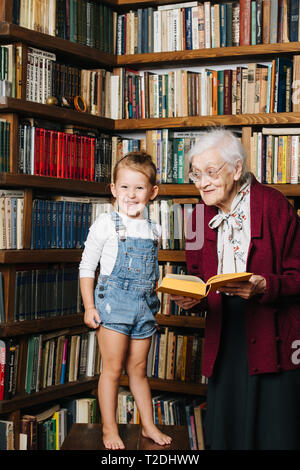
[
  {"xmin": 170, "ymin": 295, "xmax": 200, "ymax": 310},
  {"xmin": 217, "ymin": 275, "xmax": 267, "ymax": 300},
  {"xmin": 84, "ymin": 307, "xmax": 101, "ymax": 329}
]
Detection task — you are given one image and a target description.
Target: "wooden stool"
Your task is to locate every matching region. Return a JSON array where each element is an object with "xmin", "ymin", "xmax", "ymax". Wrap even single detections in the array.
[{"xmin": 61, "ymin": 424, "xmax": 190, "ymax": 451}]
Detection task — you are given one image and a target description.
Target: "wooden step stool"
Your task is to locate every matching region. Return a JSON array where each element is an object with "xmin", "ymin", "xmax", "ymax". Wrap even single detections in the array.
[{"xmin": 61, "ymin": 424, "xmax": 190, "ymax": 451}]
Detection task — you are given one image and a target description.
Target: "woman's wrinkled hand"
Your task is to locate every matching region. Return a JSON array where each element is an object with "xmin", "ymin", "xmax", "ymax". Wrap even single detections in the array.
[
  {"xmin": 217, "ymin": 275, "xmax": 267, "ymax": 300},
  {"xmin": 170, "ymin": 295, "xmax": 201, "ymax": 310}
]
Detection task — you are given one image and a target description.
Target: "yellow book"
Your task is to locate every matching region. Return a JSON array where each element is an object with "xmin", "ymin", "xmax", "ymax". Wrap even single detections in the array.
[{"xmin": 157, "ymin": 272, "xmax": 252, "ymax": 300}]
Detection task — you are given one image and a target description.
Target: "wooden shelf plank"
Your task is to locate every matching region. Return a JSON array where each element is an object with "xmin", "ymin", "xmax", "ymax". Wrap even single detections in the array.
[
  {"xmin": 120, "ymin": 375, "xmax": 207, "ymax": 396},
  {"xmin": 0, "ymin": 314, "xmax": 85, "ymax": 337},
  {"xmin": 0, "ymin": 377, "xmax": 99, "ymax": 414},
  {"xmin": 0, "ymin": 22, "xmax": 115, "ymax": 67},
  {"xmin": 0, "ymin": 97, "xmax": 114, "ymax": 130},
  {"xmin": 0, "ymin": 374, "xmax": 206, "ymax": 414},
  {"xmin": 156, "ymin": 314, "xmax": 205, "ymax": 329},
  {"xmin": 114, "ymin": 112, "xmax": 300, "ymax": 130},
  {"xmin": 0, "ymin": 249, "xmax": 186, "ymax": 263},
  {"xmin": 0, "ymin": 172, "xmax": 111, "ymax": 195},
  {"xmin": 0, "ymin": 314, "xmax": 205, "ymax": 337},
  {"xmin": 116, "ymin": 42, "xmax": 300, "ymax": 67}
]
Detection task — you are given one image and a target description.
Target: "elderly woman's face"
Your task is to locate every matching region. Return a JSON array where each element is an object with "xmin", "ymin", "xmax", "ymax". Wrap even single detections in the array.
[{"xmin": 191, "ymin": 148, "xmax": 242, "ymax": 213}]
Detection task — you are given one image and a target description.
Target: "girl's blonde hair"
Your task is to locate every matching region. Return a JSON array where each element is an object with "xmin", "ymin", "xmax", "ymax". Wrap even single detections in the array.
[{"xmin": 112, "ymin": 151, "xmax": 157, "ymax": 186}]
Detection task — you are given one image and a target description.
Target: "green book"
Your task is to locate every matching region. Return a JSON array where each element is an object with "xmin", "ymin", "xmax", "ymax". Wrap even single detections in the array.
[
  {"xmin": 217, "ymin": 70, "xmax": 224, "ymax": 115},
  {"xmin": 25, "ymin": 336, "xmax": 35, "ymax": 394}
]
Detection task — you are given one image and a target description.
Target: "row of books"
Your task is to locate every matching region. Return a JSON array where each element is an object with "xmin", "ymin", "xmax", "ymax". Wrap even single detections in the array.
[
  {"xmin": 4, "ymin": 43, "xmax": 300, "ymax": 119},
  {"xmin": 116, "ymin": 0, "xmax": 300, "ymax": 55},
  {"xmin": 117, "ymin": 388, "xmax": 206, "ymax": 450},
  {"xmin": 146, "ymin": 129, "xmax": 203, "ymax": 184},
  {"xmin": 24, "ymin": 329, "xmax": 101, "ymax": 395},
  {"xmin": 0, "ymin": 329, "xmax": 101, "ymax": 401},
  {"xmin": 0, "ymin": 119, "xmax": 10, "ymax": 173},
  {"xmin": 18, "ymin": 119, "xmax": 142, "ymax": 181},
  {"xmin": 111, "ymin": 58, "xmax": 295, "ymax": 120},
  {"xmin": 250, "ymin": 128, "xmax": 300, "ymax": 184},
  {"xmin": 147, "ymin": 328, "xmax": 206, "ymax": 384},
  {"xmin": 149, "ymin": 198, "xmax": 200, "ymax": 251},
  {"xmin": 13, "ymin": 266, "xmax": 82, "ymax": 323},
  {"xmin": 13, "ymin": 0, "xmax": 115, "ymax": 53},
  {"xmin": 30, "ymin": 196, "xmax": 109, "ymax": 250},
  {"xmin": 16, "ymin": 398, "xmax": 98, "ymax": 450},
  {"xmin": 0, "ymin": 190, "xmax": 24, "ymax": 250},
  {"xmin": 20, "ymin": 398, "xmax": 98, "ymax": 450}
]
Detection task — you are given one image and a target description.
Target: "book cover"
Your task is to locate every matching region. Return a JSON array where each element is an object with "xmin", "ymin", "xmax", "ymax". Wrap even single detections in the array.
[{"xmin": 157, "ymin": 272, "xmax": 252, "ymax": 300}]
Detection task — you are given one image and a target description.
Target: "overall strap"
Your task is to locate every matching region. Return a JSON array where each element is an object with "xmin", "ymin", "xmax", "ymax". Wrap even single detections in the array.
[
  {"xmin": 147, "ymin": 218, "xmax": 160, "ymax": 245},
  {"xmin": 110, "ymin": 211, "xmax": 126, "ymax": 241}
]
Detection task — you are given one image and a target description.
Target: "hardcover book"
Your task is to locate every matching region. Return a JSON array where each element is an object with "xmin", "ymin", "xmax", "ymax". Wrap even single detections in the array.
[{"xmin": 157, "ymin": 272, "xmax": 252, "ymax": 300}]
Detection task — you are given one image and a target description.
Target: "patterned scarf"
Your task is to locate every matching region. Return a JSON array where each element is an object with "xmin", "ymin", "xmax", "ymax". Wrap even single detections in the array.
[{"xmin": 208, "ymin": 178, "xmax": 251, "ymax": 274}]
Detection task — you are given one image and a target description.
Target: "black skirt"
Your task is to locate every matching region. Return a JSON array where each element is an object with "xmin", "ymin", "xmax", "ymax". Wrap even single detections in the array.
[{"xmin": 205, "ymin": 295, "xmax": 300, "ymax": 450}]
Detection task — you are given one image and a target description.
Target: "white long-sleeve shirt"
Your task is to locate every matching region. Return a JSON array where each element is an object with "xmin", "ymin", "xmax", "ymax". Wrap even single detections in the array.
[{"xmin": 79, "ymin": 212, "xmax": 162, "ymax": 278}]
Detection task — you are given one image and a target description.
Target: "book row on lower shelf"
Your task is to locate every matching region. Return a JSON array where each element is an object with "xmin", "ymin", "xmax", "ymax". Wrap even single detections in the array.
[
  {"xmin": 0, "ymin": 323, "xmax": 206, "ymax": 402},
  {"xmin": 0, "ymin": 390, "xmax": 206, "ymax": 450},
  {"xmin": 0, "ymin": 189, "xmax": 200, "ymax": 251},
  {"xmin": 0, "ymin": 262, "xmax": 206, "ymax": 324}
]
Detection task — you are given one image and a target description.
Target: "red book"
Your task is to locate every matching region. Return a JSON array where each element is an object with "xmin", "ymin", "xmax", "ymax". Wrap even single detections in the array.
[
  {"xmin": 224, "ymin": 69, "xmax": 232, "ymax": 115},
  {"xmin": 44, "ymin": 130, "xmax": 50, "ymax": 176},
  {"xmin": 39, "ymin": 128, "xmax": 45, "ymax": 176},
  {"xmin": 52, "ymin": 132, "xmax": 58, "ymax": 177},
  {"xmin": 57, "ymin": 132, "xmax": 64, "ymax": 178},
  {"xmin": 79, "ymin": 136, "xmax": 84, "ymax": 180},
  {"xmin": 90, "ymin": 137, "xmax": 95, "ymax": 182},
  {"xmin": 83, "ymin": 137, "xmax": 88, "ymax": 180},
  {"xmin": 64, "ymin": 133, "xmax": 70, "ymax": 179},
  {"xmin": 239, "ymin": 0, "xmax": 251, "ymax": 45},
  {"xmin": 49, "ymin": 130, "xmax": 55, "ymax": 177},
  {"xmin": 34, "ymin": 128, "xmax": 40, "ymax": 175},
  {"xmin": 70, "ymin": 134, "xmax": 76, "ymax": 180},
  {"xmin": 0, "ymin": 340, "xmax": 5, "ymax": 401}
]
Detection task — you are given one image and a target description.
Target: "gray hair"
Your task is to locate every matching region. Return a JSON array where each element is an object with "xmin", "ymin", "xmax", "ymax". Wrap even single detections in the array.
[{"xmin": 187, "ymin": 128, "xmax": 249, "ymax": 183}]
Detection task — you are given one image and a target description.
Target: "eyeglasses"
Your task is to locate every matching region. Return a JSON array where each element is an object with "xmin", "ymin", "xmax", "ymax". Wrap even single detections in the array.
[{"xmin": 189, "ymin": 161, "xmax": 228, "ymax": 183}]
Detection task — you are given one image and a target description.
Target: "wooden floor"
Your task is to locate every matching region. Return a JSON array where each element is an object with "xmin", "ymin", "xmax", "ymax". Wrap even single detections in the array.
[{"xmin": 61, "ymin": 424, "xmax": 190, "ymax": 451}]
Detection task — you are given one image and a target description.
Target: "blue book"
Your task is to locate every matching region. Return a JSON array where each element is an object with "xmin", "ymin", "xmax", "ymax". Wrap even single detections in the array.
[
  {"xmin": 220, "ymin": 3, "xmax": 227, "ymax": 47},
  {"xmin": 142, "ymin": 8, "xmax": 148, "ymax": 54},
  {"xmin": 289, "ymin": 0, "xmax": 299, "ymax": 42},
  {"xmin": 185, "ymin": 8, "xmax": 192, "ymax": 50}
]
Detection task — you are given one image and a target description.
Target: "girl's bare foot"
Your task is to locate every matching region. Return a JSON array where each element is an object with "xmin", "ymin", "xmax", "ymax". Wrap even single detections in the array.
[
  {"xmin": 102, "ymin": 425, "xmax": 125, "ymax": 450},
  {"xmin": 142, "ymin": 425, "xmax": 172, "ymax": 446}
]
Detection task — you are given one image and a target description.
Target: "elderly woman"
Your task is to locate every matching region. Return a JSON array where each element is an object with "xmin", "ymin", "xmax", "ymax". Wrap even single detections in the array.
[{"xmin": 172, "ymin": 128, "xmax": 300, "ymax": 450}]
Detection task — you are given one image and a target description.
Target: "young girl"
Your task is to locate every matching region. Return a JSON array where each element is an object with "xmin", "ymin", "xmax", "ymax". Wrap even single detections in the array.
[{"xmin": 79, "ymin": 152, "xmax": 172, "ymax": 450}]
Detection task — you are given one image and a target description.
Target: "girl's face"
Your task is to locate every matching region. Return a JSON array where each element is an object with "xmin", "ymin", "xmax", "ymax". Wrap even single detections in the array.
[{"xmin": 110, "ymin": 167, "xmax": 158, "ymax": 218}]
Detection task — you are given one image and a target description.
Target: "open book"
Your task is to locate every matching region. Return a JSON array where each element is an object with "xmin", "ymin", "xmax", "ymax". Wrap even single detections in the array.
[{"xmin": 157, "ymin": 272, "xmax": 252, "ymax": 300}]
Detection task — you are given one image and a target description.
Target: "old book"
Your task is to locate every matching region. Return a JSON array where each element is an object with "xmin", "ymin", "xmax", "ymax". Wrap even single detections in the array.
[
  {"xmin": 157, "ymin": 272, "xmax": 252, "ymax": 300},
  {"xmin": 239, "ymin": 0, "xmax": 251, "ymax": 45}
]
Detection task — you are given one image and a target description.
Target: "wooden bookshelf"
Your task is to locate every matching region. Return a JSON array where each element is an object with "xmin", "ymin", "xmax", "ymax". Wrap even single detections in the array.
[
  {"xmin": 0, "ymin": 249, "xmax": 186, "ymax": 264},
  {"xmin": 0, "ymin": 0, "xmax": 299, "ymax": 450},
  {"xmin": 0, "ymin": 97, "xmax": 114, "ymax": 130}
]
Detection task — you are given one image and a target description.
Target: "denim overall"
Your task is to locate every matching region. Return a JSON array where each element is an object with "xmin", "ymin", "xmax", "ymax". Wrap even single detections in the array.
[{"xmin": 94, "ymin": 211, "xmax": 160, "ymax": 339}]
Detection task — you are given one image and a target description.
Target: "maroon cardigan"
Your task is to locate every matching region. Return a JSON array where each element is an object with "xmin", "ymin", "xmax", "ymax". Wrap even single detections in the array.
[{"xmin": 185, "ymin": 175, "xmax": 300, "ymax": 377}]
